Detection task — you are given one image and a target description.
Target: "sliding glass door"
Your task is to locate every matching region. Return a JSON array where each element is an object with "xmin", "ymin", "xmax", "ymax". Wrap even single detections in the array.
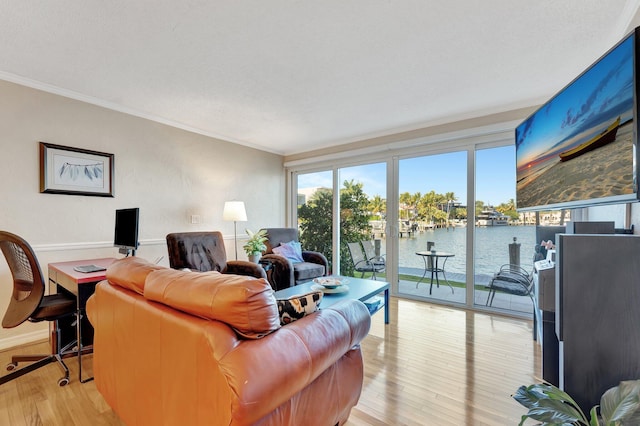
[
  {"xmin": 296, "ymin": 170, "xmax": 334, "ymax": 273},
  {"xmin": 289, "ymin": 133, "xmax": 541, "ymax": 317},
  {"xmin": 474, "ymin": 145, "xmax": 534, "ymax": 314},
  {"xmin": 397, "ymin": 151, "xmax": 467, "ymax": 304},
  {"xmin": 337, "ymin": 163, "xmax": 387, "ymax": 279}
]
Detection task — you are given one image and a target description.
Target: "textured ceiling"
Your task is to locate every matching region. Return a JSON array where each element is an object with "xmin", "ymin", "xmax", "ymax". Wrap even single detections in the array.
[{"xmin": 1, "ymin": 1, "xmax": 639, "ymax": 155}]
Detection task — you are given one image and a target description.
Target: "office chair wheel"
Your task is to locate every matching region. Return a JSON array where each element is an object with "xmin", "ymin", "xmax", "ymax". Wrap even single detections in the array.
[
  {"xmin": 57, "ymin": 377, "xmax": 69, "ymax": 387},
  {"xmin": 6, "ymin": 362, "xmax": 17, "ymax": 371}
]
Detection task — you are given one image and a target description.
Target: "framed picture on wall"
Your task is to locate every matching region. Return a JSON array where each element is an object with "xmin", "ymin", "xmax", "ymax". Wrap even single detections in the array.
[{"xmin": 39, "ymin": 142, "xmax": 114, "ymax": 197}]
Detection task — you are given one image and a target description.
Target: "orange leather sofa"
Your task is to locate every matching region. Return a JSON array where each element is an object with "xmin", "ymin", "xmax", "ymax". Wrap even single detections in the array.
[{"xmin": 86, "ymin": 257, "xmax": 371, "ymax": 426}]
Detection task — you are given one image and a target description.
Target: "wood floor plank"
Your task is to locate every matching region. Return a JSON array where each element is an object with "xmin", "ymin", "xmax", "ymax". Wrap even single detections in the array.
[{"xmin": 0, "ymin": 297, "xmax": 539, "ymax": 425}]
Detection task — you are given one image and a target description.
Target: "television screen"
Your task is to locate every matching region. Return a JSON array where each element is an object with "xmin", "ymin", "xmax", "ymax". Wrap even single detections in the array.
[
  {"xmin": 515, "ymin": 27, "xmax": 639, "ymax": 211},
  {"xmin": 114, "ymin": 208, "xmax": 139, "ymax": 251}
]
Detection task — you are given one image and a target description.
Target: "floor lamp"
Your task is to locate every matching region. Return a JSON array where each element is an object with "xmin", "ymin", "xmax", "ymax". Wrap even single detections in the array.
[{"xmin": 223, "ymin": 201, "xmax": 247, "ymax": 260}]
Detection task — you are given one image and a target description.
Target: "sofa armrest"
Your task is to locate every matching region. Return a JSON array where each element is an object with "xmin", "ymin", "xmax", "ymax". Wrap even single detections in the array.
[
  {"xmin": 260, "ymin": 253, "xmax": 294, "ymax": 290},
  {"xmin": 220, "ymin": 299, "xmax": 371, "ymax": 425},
  {"xmin": 225, "ymin": 260, "xmax": 267, "ymax": 279}
]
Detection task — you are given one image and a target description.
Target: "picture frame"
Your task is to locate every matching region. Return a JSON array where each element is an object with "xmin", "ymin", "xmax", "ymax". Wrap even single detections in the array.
[{"xmin": 39, "ymin": 142, "xmax": 114, "ymax": 197}]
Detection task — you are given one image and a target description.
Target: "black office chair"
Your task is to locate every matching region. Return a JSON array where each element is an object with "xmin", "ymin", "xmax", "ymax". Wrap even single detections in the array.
[{"xmin": 0, "ymin": 231, "xmax": 77, "ymax": 386}]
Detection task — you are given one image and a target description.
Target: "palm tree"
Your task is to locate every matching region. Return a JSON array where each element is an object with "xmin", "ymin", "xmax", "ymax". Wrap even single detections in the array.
[
  {"xmin": 496, "ymin": 198, "xmax": 518, "ymax": 220},
  {"xmin": 505, "ymin": 198, "xmax": 516, "ymax": 211},
  {"xmin": 368, "ymin": 194, "xmax": 386, "ymax": 219},
  {"xmin": 455, "ymin": 207, "xmax": 467, "ymax": 220},
  {"xmin": 418, "ymin": 191, "xmax": 439, "ymax": 223},
  {"xmin": 399, "ymin": 192, "xmax": 411, "ymax": 220},
  {"xmin": 433, "ymin": 193, "xmax": 448, "ymax": 225},
  {"xmin": 443, "ymin": 191, "xmax": 457, "ymax": 225},
  {"xmin": 410, "ymin": 192, "xmax": 421, "ymax": 218}
]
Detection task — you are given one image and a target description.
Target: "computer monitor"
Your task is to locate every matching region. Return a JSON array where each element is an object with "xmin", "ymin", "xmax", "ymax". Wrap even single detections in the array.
[{"xmin": 114, "ymin": 208, "xmax": 139, "ymax": 255}]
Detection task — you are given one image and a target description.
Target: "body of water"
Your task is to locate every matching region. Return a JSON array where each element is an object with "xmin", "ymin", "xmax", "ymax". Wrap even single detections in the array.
[{"xmin": 391, "ymin": 225, "xmax": 537, "ymax": 278}]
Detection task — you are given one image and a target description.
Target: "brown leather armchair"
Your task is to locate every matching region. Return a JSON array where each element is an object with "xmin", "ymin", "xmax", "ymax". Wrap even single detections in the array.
[
  {"xmin": 260, "ymin": 228, "xmax": 328, "ymax": 291},
  {"xmin": 166, "ymin": 231, "xmax": 266, "ymax": 279}
]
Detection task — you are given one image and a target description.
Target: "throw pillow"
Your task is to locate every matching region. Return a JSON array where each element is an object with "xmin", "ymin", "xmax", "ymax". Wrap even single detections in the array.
[
  {"xmin": 272, "ymin": 240, "xmax": 304, "ymax": 263},
  {"xmin": 277, "ymin": 291, "xmax": 323, "ymax": 325}
]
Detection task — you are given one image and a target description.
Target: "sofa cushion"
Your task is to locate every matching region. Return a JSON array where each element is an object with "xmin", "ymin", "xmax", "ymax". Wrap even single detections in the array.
[
  {"xmin": 293, "ymin": 262, "xmax": 325, "ymax": 282},
  {"xmin": 272, "ymin": 240, "xmax": 304, "ymax": 263},
  {"xmin": 276, "ymin": 291, "xmax": 323, "ymax": 325},
  {"xmin": 106, "ymin": 257, "xmax": 165, "ymax": 295},
  {"xmin": 144, "ymin": 268, "xmax": 281, "ymax": 339}
]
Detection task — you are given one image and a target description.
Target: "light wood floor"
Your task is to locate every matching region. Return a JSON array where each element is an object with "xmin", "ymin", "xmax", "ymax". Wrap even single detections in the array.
[
  {"xmin": 0, "ymin": 297, "xmax": 540, "ymax": 425},
  {"xmin": 346, "ymin": 298, "xmax": 540, "ymax": 425}
]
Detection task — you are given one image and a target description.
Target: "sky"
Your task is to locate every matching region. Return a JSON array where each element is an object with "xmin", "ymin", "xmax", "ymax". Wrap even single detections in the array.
[{"xmin": 298, "ymin": 145, "xmax": 516, "ymax": 207}]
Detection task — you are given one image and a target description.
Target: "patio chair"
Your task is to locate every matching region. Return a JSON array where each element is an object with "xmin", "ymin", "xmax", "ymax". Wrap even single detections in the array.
[
  {"xmin": 485, "ymin": 264, "xmax": 534, "ymax": 307},
  {"xmin": 347, "ymin": 242, "xmax": 385, "ymax": 280},
  {"xmin": 361, "ymin": 240, "xmax": 386, "ymax": 272}
]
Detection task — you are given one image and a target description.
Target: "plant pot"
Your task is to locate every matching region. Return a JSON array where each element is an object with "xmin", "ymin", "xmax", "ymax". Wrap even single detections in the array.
[{"xmin": 248, "ymin": 252, "xmax": 261, "ymax": 263}]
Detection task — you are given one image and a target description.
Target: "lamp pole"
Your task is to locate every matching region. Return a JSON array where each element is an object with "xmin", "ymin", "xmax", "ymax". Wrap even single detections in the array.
[
  {"xmin": 233, "ymin": 219, "xmax": 239, "ymax": 260},
  {"xmin": 223, "ymin": 201, "xmax": 247, "ymax": 260}
]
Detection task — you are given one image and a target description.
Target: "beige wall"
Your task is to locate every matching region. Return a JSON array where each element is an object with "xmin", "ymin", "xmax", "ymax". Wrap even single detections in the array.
[{"xmin": 0, "ymin": 80, "xmax": 284, "ymax": 348}]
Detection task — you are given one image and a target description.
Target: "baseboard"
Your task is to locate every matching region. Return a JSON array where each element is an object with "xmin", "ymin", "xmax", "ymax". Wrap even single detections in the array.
[{"xmin": 0, "ymin": 330, "xmax": 48, "ymax": 351}]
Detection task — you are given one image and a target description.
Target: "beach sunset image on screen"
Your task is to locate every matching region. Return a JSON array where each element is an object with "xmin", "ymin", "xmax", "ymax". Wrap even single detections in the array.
[{"xmin": 515, "ymin": 29, "xmax": 637, "ymax": 211}]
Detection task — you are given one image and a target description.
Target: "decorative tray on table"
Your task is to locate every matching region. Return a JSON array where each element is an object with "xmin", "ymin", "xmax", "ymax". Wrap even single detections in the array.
[{"xmin": 311, "ymin": 277, "xmax": 349, "ymax": 294}]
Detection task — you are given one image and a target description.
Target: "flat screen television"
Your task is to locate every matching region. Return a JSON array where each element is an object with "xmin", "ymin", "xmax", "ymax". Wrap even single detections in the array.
[
  {"xmin": 114, "ymin": 208, "xmax": 139, "ymax": 254},
  {"xmin": 515, "ymin": 27, "xmax": 639, "ymax": 211}
]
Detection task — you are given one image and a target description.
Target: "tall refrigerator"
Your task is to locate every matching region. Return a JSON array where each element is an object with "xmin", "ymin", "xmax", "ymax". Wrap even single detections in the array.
[{"xmin": 556, "ymin": 233, "xmax": 640, "ymax": 412}]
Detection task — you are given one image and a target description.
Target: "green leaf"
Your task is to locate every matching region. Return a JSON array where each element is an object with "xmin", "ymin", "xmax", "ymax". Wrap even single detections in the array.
[
  {"xmin": 622, "ymin": 408, "xmax": 640, "ymax": 426},
  {"xmin": 518, "ymin": 414, "xmax": 529, "ymax": 426},
  {"xmin": 526, "ymin": 398, "xmax": 586, "ymax": 423},
  {"xmin": 513, "ymin": 383, "xmax": 589, "ymax": 425},
  {"xmin": 513, "ymin": 385, "xmax": 546, "ymax": 409},
  {"xmin": 588, "ymin": 406, "xmax": 600, "ymax": 426},
  {"xmin": 600, "ymin": 380, "xmax": 640, "ymax": 424}
]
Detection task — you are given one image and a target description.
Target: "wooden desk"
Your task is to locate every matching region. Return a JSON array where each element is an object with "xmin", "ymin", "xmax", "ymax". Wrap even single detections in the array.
[{"xmin": 48, "ymin": 258, "xmax": 115, "ymax": 383}]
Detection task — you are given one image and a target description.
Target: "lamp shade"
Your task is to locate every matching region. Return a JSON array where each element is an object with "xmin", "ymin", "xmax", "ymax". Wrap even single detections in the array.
[{"xmin": 223, "ymin": 201, "xmax": 247, "ymax": 222}]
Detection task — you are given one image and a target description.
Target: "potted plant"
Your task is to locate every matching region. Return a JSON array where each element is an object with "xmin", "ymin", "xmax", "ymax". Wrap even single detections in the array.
[
  {"xmin": 513, "ymin": 380, "xmax": 640, "ymax": 426},
  {"xmin": 243, "ymin": 229, "xmax": 267, "ymax": 263}
]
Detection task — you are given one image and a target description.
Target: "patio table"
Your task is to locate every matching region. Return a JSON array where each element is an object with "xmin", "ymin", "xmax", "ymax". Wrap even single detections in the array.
[{"xmin": 415, "ymin": 250, "xmax": 455, "ymax": 295}]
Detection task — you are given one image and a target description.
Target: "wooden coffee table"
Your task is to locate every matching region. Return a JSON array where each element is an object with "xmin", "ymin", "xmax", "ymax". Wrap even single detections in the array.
[{"xmin": 274, "ymin": 276, "xmax": 389, "ymax": 324}]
